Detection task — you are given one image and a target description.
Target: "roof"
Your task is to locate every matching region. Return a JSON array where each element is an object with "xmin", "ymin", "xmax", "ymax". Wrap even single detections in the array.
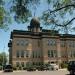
[
  {"xmin": 30, "ymin": 17, "xmax": 40, "ymax": 27},
  {"xmin": 10, "ymin": 30, "xmax": 75, "ymax": 39}
]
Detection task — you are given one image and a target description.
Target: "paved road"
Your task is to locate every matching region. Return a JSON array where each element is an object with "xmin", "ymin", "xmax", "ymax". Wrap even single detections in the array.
[{"xmin": 0, "ymin": 69, "xmax": 70, "ymax": 75}]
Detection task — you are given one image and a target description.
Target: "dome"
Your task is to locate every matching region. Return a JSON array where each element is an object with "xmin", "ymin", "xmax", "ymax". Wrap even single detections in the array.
[{"xmin": 30, "ymin": 17, "xmax": 40, "ymax": 27}]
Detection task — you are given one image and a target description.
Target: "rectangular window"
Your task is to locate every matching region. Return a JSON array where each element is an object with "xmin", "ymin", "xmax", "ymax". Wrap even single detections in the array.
[
  {"xmin": 60, "ymin": 41, "xmax": 65, "ymax": 47},
  {"xmin": 26, "ymin": 50, "xmax": 29, "ymax": 57},
  {"xmin": 68, "ymin": 41, "xmax": 75, "ymax": 48},
  {"xmin": 21, "ymin": 62, "xmax": 24, "ymax": 67},
  {"xmin": 38, "ymin": 40, "xmax": 40, "ymax": 47},
  {"xmin": 48, "ymin": 50, "xmax": 57, "ymax": 58},
  {"xmin": 53, "ymin": 50, "xmax": 57, "ymax": 57},
  {"xmin": 21, "ymin": 40, "xmax": 25, "ymax": 46},
  {"xmin": 16, "ymin": 40, "xmax": 20, "ymax": 46},
  {"xmin": 73, "ymin": 50, "xmax": 75, "ymax": 57},
  {"xmin": 32, "ymin": 51, "xmax": 34, "ymax": 58},
  {"xmin": 51, "ymin": 50, "xmax": 53, "ymax": 57},
  {"xmin": 48, "ymin": 50, "xmax": 50, "ymax": 57},
  {"xmin": 16, "ymin": 62, "xmax": 20, "ymax": 67},
  {"xmin": 38, "ymin": 51, "xmax": 41, "ymax": 58},
  {"xmin": 16, "ymin": 50, "xmax": 20, "ymax": 58},
  {"xmin": 21, "ymin": 50, "xmax": 24, "ymax": 58},
  {"xmin": 61, "ymin": 50, "xmax": 66, "ymax": 57},
  {"xmin": 68, "ymin": 50, "xmax": 75, "ymax": 58},
  {"xmin": 48, "ymin": 39, "xmax": 56, "ymax": 46}
]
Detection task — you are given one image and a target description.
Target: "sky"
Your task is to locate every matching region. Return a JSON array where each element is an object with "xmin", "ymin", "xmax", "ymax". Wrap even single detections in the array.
[
  {"xmin": 0, "ymin": 0, "xmax": 48, "ymax": 54},
  {"xmin": 0, "ymin": 0, "xmax": 75, "ymax": 54}
]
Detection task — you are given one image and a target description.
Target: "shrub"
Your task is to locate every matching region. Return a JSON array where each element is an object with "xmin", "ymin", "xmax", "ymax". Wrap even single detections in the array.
[
  {"xmin": 18, "ymin": 66, "xmax": 22, "ymax": 70},
  {"xmin": 13, "ymin": 66, "xmax": 17, "ymax": 70},
  {"xmin": 23, "ymin": 67, "xmax": 27, "ymax": 70},
  {"xmin": 0, "ymin": 66, "xmax": 2, "ymax": 70},
  {"xmin": 60, "ymin": 63, "xmax": 68, "ymax": 68}
]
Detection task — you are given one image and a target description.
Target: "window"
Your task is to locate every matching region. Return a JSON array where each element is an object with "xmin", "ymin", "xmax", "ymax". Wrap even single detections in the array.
[
  {"xmin": 32, "ymin": 51, "xmax": 37, "ymax": 58},
  {"xmin": 16, "ymin": 62, "xmax": 20, "ymax": 67},
  {"xmin": 24, "ymin": 50, "xmax": 29, "ymax": 58},
  {"xmin": 26, "ymin": 62, "xmax": 29, "ymax": 67},
  {"xmin": 16, "ymin": 50, "xmax": 20, "ymax": 58},
  {"xmin": 32, "ymin": 51, "xmax": 34, "ymax": 58},
  {"xmin": 26, "ymin": 50, "xmax": 29, "ymax": 57},
  {"xmin": 53, "ymin": 50, "xmax": 57, "ymax": 57},
  {"xmin": 21, "ymin": 50, "xmax": 24, "ymax": 58},
  {"xmin": 32, "ymin": 62, "xmax": 34, "ymax": 65},
  {"xmin": 35, "ymin": 52, "xmax": 37, "ymax": 58},
  {"xmin": 48, "ymin": 50, "xmax": 57, "ymax": 58},
  {"xmin": 16, "ymin": 40, "xmax": 20, "ymax": 46},
  {"xmin": 16, "ymin": 40, "xmax": 29, "ymax": 46},
  {"xmin": 51, "ymin": 50, "xmax": 54, "ymax": 57},
  {"xmin": 68, "ymin": 41, "xmax": 75, "ymax": 48},
  {"xmin": 73, "ymin": 50, "xmax": 75, "ymax": 57},
  {"xmin": 48, "ymin": 50, "xmax": 50, "ymax": 57},
  {"xmin": 60, "ymin": 41, "xmax": 65, "ymax": 47},
  {"xmin": 38, "ymin": 50, "xmax": 41, "ymax": 58},
  {"xmin": 69, "ymin": 50, "xmax": 75, "ymax": 57},
  {"xmin": 61, "ymin": 50, "xmax": 66, "ymax": 57},
  {"xmin": 24, "ymin": 40, "xmax": 29, "ymax": 46},
  {"xmin": 48, "ymin": 50, "xmax": 54, "ymax": 57},
  {"xmin": 21, "ymin": 62, "xmax": 24, "ymax": 67},
  {"xmin": 38, "ymin": 40, "xmax": 40, "ymax": 47},
  {"xmin": 32, "ymin": 50, "xmax": 41, "ymax": 58},
  {"xmin": 47, "ymin": 39, "xmax": 56, "ymax": 46},
  {"xmin": 20, "ymin": 40, "xmax": 25, "ymax": 46}
]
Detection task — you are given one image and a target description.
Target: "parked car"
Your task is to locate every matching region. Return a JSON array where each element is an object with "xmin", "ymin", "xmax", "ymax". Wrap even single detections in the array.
[
  {"xmin": 67, "ymin": 61, "xmax": 75, "ymax": 74},
  {"xmin": 36, "ymin": 65, "xmax": 50, "ymax": 71},
  {"xmin": 3, "ymin": 64, "xmax": 13, "ymax": 72},
  {"xmin": 37, "ymin": 66, "xmax": 45, "ymax": 71},
  {"xmin": 48, "ymin": 64, "xmax": 59, "ymax": 70},
  {"xmin": 26, "ymin": 67, "xmax": 36, "ymax": 71}
]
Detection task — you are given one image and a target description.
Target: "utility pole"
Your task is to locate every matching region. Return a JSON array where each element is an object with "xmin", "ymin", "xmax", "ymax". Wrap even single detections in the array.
[{"xmin": 2, "ymin": 45, "xmax": 5, "ymax": 70}]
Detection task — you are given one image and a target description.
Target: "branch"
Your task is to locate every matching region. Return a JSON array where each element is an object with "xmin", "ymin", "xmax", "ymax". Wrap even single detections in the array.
[
  {"xmin": 65, "ymin": 17, "xmax": 75, "ymax": 26},
  {"xmin": 53, "ymin": 17, "xmax": 75, "ymax": 27},
  {"xmin": 49, "ymin": 4, "xmax": 75, "ymax": 13}
]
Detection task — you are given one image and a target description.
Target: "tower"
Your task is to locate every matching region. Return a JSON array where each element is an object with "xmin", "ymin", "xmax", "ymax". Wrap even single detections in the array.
[{"xmin": 28, "ymin": 17, "xmax": 42, "ymax": 32}]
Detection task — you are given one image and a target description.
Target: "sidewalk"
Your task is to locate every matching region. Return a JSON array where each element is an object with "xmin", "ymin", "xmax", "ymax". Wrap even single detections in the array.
[{"xmin": 59, "ymin": 68, "xmax": 67, "ymax": 71}]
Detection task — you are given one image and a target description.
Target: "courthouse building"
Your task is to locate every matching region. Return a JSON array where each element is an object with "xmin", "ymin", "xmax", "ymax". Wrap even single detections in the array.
[{"xmin": 8, "ymin": 17, "xmax": 75, "ymax": 67}]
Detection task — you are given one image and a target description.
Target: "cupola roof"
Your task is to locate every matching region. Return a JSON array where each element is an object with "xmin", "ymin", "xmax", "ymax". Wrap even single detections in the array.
[{"xmin": 30, "ymin": 17, "xmax": 40, "ymax": 27}]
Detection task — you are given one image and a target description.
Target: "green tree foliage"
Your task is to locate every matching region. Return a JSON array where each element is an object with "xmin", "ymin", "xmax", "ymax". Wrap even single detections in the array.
[
  {"xmin": 0, "ymin": 0, "xmax": 4, "ymax": 29},
  {"xmin": 0, "ymin": 0, "xmax": 11, "ymax": 30},
  {"xmin": 42, "ymin": 0, "xmax": 75, "ymax": 33},
  {"xmin": 11, "ymin": 0, "xmax": 40, "ymax": 23},
  {"xmin": 0, "ymin": 0, "xmax": 75, "ymax": 33},
  {"xmin": 0, "ymin": 52, "xmax": 7, "ymax": 66},
  {"xmin": 11, "ymin": 0, "xmax": 31, "ymax": 23}
]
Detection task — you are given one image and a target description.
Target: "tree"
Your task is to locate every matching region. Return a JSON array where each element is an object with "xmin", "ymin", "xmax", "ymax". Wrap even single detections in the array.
[
  {"xmin": 10, "ymin": 0, "xmax": 40, "ymax": 23},
  {"xmin": 0, "ymin": 0, "xmax": 5, "ymax": 29},
  {"xmin": 42, "ymin": 0, "xmax": 75, "ymax": 33},
  {"xmin": 0, "ymin": 0, "xmax": 11, "ymax": 30},
  {"xmin": 0, "ymin": 0, "xmax": 75, "ymax": 33},
  {"xmin": 0, "ymin": 52, "xmax": 7, "ymax": 66}
]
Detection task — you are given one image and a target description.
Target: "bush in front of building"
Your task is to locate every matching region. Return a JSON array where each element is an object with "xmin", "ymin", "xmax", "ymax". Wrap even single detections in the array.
[
  {"xmin": 13, "ymin": 66, "xmax": 17, "ymax": 70},
  {"xmin": 17, "ymin": 66, "xmax": 22, "ymax": 70},
  {"xmin": 0, "ymin": 66, "xmax": 2, "ymax": 70},
  {"xmin": 60, "ymin": 63, "xmax": 68, "ymax": 68},
  {"xmin": 23, "ymin": 67, "xmax": 27, "ymax": 70}
]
